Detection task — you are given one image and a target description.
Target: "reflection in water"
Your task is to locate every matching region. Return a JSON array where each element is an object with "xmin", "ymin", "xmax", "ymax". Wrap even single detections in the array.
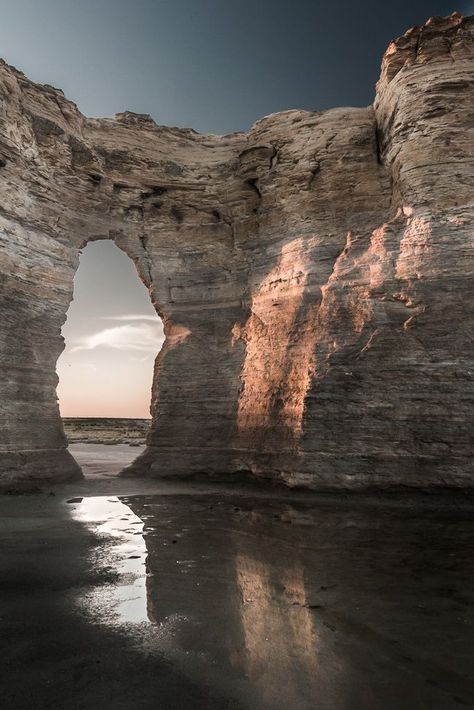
[
  {"xmin": 68, "ymin": 494, "xmax": 473, "ymax": 709},
  {"xmin": 70, "ymin": 496, "xmax": 322, "ymax": 709},
  {"xmin": 236, "ymin": 554, "xmax": 318, "ymax": 708},
  {"xmin": 71, "ymin": 496, "xmax": 148, "ymax": 624}
]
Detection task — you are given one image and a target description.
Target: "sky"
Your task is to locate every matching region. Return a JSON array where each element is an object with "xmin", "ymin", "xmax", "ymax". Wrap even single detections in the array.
[
  {"xmin": 0, "ymin": 0, "xmax": 467, "ymax": 135},
  {"xmin": 0, "ymin": 0, "xmax": 469, "ymax": 417},
  {"xmin": 56, "ymin": 242, "xmax": 164, "ymax": 418}
]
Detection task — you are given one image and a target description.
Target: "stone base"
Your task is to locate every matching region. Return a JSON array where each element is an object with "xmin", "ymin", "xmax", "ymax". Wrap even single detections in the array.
[
  {"xmin": 120, "ymin": 446, "xmax": 474, "ymax": 490},
  {"xmin": 234, "ymin": 452, "xmax": 474, "ymax": 491},
  {"xmin": 119, "ymin": 446, "xmax": 242, "ymax": 480},
  {"xmin": 0, "ymin": 449, "xmax": 83, "ymax": 484}
]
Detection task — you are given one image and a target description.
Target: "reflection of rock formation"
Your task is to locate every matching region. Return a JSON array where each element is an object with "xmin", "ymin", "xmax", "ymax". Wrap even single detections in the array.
[
  {"xmin": 1, "ymin": 14, "xmax": 473, "ymax": 487},
  {"xmin": 124, "ymin": 496, "xmax": 327, "ymax": 710},
  {"xmin": 68, "ymin": 494, "xmax": 474, "ymax": 708},
  {"xmin": 235, "ymin": 553, "xmax": 318, "ymax": 709}
]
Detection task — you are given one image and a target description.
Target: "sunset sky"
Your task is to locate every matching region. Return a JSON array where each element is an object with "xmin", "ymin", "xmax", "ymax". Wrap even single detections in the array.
[
  {"xmin": 0, "ymin": 0, "xmax": 466, "ymax": 416},
  {"xmin": 56, "ymin": 242, "xmax": 164, "ymax": 418}
]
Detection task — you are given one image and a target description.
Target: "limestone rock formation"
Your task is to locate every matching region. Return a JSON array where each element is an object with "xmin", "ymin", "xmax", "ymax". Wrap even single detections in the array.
[{"xmin": 0, "ymin": 13, "xmax": 472, "ymax": 488}]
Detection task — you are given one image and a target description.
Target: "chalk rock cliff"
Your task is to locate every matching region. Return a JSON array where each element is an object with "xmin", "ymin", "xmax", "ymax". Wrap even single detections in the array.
[{"xmin": 0, "ymin": 13, "xmax": 472, "ymax": 487}]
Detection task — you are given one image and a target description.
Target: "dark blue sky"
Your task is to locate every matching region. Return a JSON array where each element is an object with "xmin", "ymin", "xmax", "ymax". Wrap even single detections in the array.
[{"xmin": 0, "ymin": 0, "xmax": 467, "ymax": 134}]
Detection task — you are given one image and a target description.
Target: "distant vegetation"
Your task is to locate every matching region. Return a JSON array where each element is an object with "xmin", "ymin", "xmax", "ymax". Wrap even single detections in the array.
[{"xmin": 62, "ymin": 418, "xmax": 151, "ymax": 446}]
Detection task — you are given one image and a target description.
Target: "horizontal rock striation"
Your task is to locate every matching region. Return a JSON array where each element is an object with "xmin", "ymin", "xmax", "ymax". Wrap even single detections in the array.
[{"xmin": 0, "ymin": 13, "xmax": 472, "ymax": 487}]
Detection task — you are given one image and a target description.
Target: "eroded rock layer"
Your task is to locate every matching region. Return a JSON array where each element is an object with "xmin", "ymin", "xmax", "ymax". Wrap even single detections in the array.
[{"xmin": 0, "ymin": 13, "xmax": 472, "ymax": 487}]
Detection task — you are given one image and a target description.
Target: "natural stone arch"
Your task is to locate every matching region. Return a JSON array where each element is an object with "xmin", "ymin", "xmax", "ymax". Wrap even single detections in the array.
[
  {"xmin": 0, "ymin": 13, "xmax": 473, "ymax": 488},
  {"xmin": 0, "ymin": 96, "xmax": 252, "ymax": 483}
]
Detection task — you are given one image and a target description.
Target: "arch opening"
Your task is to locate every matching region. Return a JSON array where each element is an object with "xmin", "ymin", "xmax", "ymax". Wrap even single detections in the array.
[{"xmin": 56, "ymin": 240, "xmax": 164, "ymax": 477}]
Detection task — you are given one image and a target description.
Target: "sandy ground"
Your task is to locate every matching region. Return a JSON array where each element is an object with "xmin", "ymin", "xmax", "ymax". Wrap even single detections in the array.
[
  {"xmin": 1, "ymin": 445, "xmax": 474, "ymax": 709},
  {"xmin": 69, "ymin": 442, "xmax": 145, "ymax": 478}
]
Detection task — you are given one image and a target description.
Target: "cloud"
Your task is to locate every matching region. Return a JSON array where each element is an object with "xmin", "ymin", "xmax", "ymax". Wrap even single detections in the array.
[
  {"xmin": 130, "ymin": 355, "xmax": 154, "ymax": 362},
  {"xmin": 70, "ymin": 323, "xmax": 164, "ymax": 353},
  {"xmin": 99, "ymin": 314, "xmax": 161, "ymax": 322}
]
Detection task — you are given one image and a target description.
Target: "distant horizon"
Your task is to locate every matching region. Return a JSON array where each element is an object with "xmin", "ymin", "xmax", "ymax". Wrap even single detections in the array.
[{"xmin": 62, "ymin": 415, "xmax": 152, "ymax": 420}]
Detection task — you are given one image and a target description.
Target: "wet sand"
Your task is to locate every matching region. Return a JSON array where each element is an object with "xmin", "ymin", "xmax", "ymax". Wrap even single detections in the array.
[{"xmin": 1, "ymin": 446, "xmax": 473, "ymax": 709}]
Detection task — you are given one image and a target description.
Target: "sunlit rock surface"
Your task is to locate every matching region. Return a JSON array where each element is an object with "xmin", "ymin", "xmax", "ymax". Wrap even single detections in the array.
[{"xmin": 0, "ymin": 13, "xmax": 472, "ymax": 487}]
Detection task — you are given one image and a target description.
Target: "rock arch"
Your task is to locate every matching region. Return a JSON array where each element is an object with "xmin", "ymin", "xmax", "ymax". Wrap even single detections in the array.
[{"xmin": 0, "ymin": 13, "xmax": 473, "ymax": 488}]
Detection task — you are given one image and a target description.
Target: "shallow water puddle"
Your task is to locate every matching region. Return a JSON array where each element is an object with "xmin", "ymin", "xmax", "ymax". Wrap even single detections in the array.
[
  {"xmin": 70, "ymin": 496, "xmax": 148, "ymax": 624},
  {"xmin": 60, "ymin": 492, "xmax": 474, "ymax": 709}
]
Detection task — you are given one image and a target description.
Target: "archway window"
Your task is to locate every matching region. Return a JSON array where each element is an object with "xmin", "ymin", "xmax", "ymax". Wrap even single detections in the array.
[{"xmin": 56, "ymin": 240, "xmax": 164, "ymax": 466}]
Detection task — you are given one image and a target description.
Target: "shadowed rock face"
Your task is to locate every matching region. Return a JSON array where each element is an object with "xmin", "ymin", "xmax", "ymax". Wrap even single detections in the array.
[{"xmin": 0, "ymin": 13, "xmax": 472, "ymax": 488}]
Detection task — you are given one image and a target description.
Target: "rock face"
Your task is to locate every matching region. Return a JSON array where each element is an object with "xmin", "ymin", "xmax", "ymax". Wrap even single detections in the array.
[{"xmin": 0, "ymin": 13, "xmax": 472, "ymax": 488}]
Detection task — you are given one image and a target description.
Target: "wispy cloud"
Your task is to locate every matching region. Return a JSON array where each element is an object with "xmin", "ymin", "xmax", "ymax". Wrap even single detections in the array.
[
  {"xmin": 130, "ymin": 355, "xmax": 154, "ymax": 362},
  {"xmin": 99, "ymin": 314, "xmax": 160, "ymax": 322},
  {"xmin": 70, "ymin": 323, "xmax": 164, "ymax": 353}
]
